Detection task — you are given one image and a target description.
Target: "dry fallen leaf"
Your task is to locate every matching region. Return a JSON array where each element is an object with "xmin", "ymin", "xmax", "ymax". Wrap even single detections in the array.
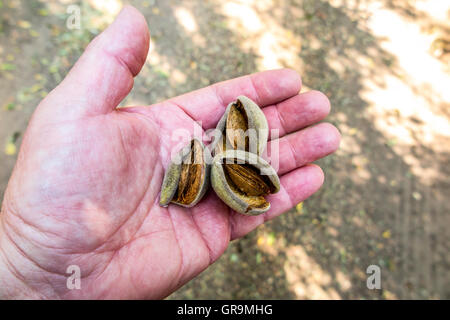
[
  {"xmin": 17, "ymin": 20, "xmax": 31, "ymax": 29},
  {"xmin": 5, "ymin": 142, "xmax": 17, "ymax": 155},
  {"xmin": 382, "ymin": 230, "xmax": 391, "ymax": 239},
  {"xmin": 296, "ymin": 202, "xmax": 303, "ymax": 214}
]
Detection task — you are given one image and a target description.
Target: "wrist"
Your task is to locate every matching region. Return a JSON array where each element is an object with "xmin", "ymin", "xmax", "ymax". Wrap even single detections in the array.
[
  {"xmin": 0, "ymin": 253, "xmax": 41, "ymax": 299},
  {"xmin": 0, "ymin": 206, "xmax": 50, "ymax": 299}
]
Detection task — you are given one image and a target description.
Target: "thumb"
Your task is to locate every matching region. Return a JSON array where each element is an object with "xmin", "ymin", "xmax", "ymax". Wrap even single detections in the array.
[{"xmin": 36, "ymin": 5, "xmax": 150, "ymax": 121}]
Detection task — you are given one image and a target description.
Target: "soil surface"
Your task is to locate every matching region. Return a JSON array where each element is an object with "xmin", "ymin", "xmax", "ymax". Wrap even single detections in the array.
[{"xmin": 0, "ymin": 0, "xmax": 449, "ymax": 299}]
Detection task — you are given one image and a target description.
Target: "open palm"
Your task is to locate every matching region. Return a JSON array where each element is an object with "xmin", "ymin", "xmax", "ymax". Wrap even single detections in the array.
[{"xmin": 0, "ymin": 7, "xmax": 340, "ymax": 299}]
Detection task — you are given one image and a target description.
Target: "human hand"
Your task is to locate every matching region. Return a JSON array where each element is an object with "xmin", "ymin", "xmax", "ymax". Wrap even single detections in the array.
[{"xmin": 0, "ymin": 6, "xmax": 340, "ymax": 299}]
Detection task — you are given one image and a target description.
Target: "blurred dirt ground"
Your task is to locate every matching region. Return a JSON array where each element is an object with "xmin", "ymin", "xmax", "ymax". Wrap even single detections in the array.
[{"xmin": 0, "ymin": 0, "xmax": 449, "ymax": 299}]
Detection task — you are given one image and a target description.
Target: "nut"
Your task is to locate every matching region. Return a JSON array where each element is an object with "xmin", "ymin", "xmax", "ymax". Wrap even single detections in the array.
[
  {"xmin": 210, "ymin": 150, "xmax": 280, "ymax": 215},
  {"xmin": 159, "ymin": 138, "xmax": 210, "ymax": 208},
  {"xmin": 210, "ymin": 96, "xmax": 269, "ymax": 156}
]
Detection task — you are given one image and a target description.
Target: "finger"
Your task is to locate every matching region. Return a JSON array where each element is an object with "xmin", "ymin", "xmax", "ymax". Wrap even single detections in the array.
[
  {"xmin": 37, "ymin": 6, "xmax": 150, "ymax": 120},
  {"xmin": 266, "ymin": 122, "xmax": 341, "ymax": 175},
  {"xmin": 230, "ymin": 164, "xmax": 324, "ymax": 240},
  {"xmin": 169, "ymin": 69, "xmax": 301, "ymax": 129},
  {"xmin": 263, "ymin": 90, "xmax": 331, "ymax": 139}
]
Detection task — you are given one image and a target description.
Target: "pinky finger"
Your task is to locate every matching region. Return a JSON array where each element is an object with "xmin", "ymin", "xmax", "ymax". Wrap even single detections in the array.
[{"xmin": 230, "ymin": 164, "xmax": 324, "ymax": 240}]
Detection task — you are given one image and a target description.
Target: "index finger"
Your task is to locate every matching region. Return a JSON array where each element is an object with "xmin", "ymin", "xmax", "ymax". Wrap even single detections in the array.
[{"xmin": 168, "ymin": 69, "xmax": 302, "ymax": 129}]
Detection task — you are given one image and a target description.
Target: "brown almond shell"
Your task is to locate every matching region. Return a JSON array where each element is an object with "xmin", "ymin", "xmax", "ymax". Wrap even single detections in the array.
[
  {"xmin": 210, "ymin": 95, "xmax": 269, "ymax": 156},
  {"xmin": 210, "ymin": 150, "xmax": 280, "ymax": 215},
  {"xmin": 159, "ymin": 139, "xmax": 210, "ymax": 208}
]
